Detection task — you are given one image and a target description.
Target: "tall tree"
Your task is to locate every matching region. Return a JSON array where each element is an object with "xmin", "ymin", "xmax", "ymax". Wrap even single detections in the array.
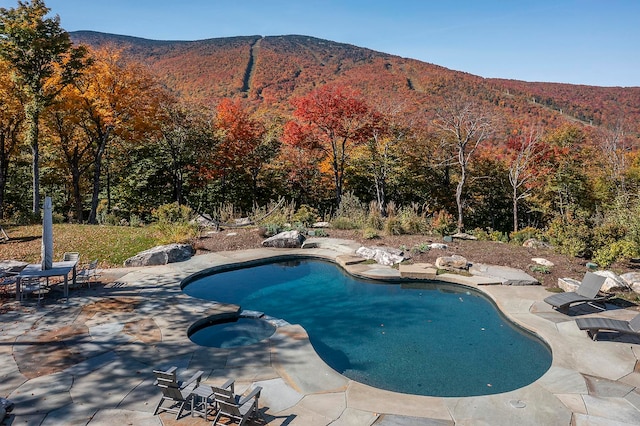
[
  {"xmin": 434, "ymin": 99, "xmax": 493, "ymax": 233},
  {"xmin": 72, "ymin": 46, "xmax": 164, "ymax": 223},
  {"xmin": 0, "ymin": 0, "xmax": 88, "ymax": 214},
  {"xmin": 0, "ymin": 59, "xmax": 24, "ymax": 218},
  {"xmin": 507, "ymin": 125, "xmax": 543, "ymax": 232},
  {"xmin": 284, "ymin": 84, "xmax": 379, "ymax": 206}
]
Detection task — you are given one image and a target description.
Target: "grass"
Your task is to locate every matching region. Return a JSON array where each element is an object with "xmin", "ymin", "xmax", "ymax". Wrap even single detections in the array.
[{"xmin": 0, "ymin": 224, "xmax": 167, "ymax": 267}]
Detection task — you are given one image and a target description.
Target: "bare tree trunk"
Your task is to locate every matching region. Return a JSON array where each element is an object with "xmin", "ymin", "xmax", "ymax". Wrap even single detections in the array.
[
  {"xmin": 26, "ymin": 101, "xmax": 42, "ymax": 215},
  {"xmin": 513, "ymin": 186, "xmax": 519, "ymax": 232},
  {"xmin": 456, "ymin": 167, "xmax": 465, "ymax": 233}
]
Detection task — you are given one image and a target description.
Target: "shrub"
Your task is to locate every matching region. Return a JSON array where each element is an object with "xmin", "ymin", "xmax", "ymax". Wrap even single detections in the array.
[
  {"xmin": 366, "ymin": 201, "xmax": 384, "ymax": 230},
  {"xmin": 411, "ymin": 242, "xmax": 431, "ymax": 255},
  {"xmin": 471, "ymin": 227, "xmax": 491, "ymax": 241},
  {"xmin": 331, "ymin": 217, "xmax": 360, "ymax": 230},
  {"xmin": 383, "ymin": 215, "xmax": 403, "ymax": 236},
  {"xmin": 292, "ymin": 204, "xmax": 318, "ymax": 226},
  {"xmin": 154, "ymin": 222, "xmax": 199, "ymax": 245},
  {"xmin": 152, "ymin": 202, "xmax": 193, "ymax": 224},
  {"xmin": 399, "ymin": 203, "xmax": 428, "ymax": 235},
  {"xmin": 593, "ymin": 240, "xmax": 640, "ymax": 268},
  {"xmin": 333, "ymin": 192, "xmax": 366, "ymax": 228},
  {"xmin": 546, "ymin": 214, "xmax": 592, "ymax": 257},
  {"xmin": 509, "ymin": 227, "xmax": 542, "ymax": 245},
  {"xmin": 431, "ymin": 210, "xmax": 456, "ymax": 236},
  {"xmin": 362, "ymin": 227, "xmax": 380, "ymax": 239}
]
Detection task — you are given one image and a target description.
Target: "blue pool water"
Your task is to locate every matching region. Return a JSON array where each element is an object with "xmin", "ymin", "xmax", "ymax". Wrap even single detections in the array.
[{"xmin": 182, "ymin": 259, "xmax": 551, "ymax": 397}]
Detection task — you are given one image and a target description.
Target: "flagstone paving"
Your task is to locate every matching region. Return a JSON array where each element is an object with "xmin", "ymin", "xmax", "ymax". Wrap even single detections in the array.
[{"xmin": 1, "ymin": 241, "xmax": 640, "ymax": 425}]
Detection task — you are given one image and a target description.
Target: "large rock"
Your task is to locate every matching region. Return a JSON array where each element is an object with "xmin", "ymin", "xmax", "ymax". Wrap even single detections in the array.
[
  {"xmin": 262, "ymin": 230, "xmax": 305, "ymax": 248},
  {"xmin": 435, "ymin": 255, "xmax": 469, "ymax": 271},
  {"xmin": 471, "ymin": 263, "xmax": 539, "ymax": 285},
  {"xmin": 452, "ymin": 232, "xmax": 477, "ymax": 240},
  {"xmin": 620, "ymin": 272, "xmax": 640, "ymax": 293},
  {"xmin": 523, "ymin": 238, "xmax": 551, "ymax": 249},
  {"xmin": 532, "ymin": 257, "xmax": 554, "ymax": 267},
  {"xmin": 558, "ymin": 277, "xmax": 580, "ymax": 292},
  {"xmin": 123, "ymin": 243, "xmax": 194, "ymax": 267},
  {"xmin": 593, "ymin": 270, "xmax": 631, "ymax": 292},
  {"xmin": 356, "ymin": 246, "xmax": 405, "ymax": 266}
]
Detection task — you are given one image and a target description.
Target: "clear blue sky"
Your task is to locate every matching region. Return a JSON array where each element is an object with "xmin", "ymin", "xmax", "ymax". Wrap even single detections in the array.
[{"xmin": 4, "ymin": 0, "xmax": 638, "ymax": 87}]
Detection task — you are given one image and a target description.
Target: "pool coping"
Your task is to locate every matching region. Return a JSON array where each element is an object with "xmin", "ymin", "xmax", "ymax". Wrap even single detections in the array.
[{"xmin": 3, "ymin": 242, "xmax": 640, "ymax": 425}]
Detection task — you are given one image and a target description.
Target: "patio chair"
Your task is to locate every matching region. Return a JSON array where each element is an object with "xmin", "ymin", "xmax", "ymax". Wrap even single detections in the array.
[
  {"xmin": 576, "ymin": 314, "xmax": 640, "ymax": 341},
  {"xmin": 212, "ymin": 385, "xmax": 262, "ymax": 426},
  {"xmin": 544, "ymin": 272, "xmax": 608, "ymax": 312},
  {"xmin": 75, "ymin": 259, "xmax": 99, "ymax": 288},
  {"xmin": 62, "ymin": 252, "xmax": 80, "ymax": 262},
  {"xmin": 20, "ymin": 276, "xmax": 48, "ymax": 303},
  {"xmin": 191, "ymin": 378, "xmax": 235, "ymax": 420},
  {"xmin": 152, "ymin": 366, "xmax": 203, "ymax": 419}
]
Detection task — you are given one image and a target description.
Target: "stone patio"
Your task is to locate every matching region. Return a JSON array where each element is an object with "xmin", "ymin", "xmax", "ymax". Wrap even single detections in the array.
[{"xmin": 2, "ymin": 240, "xmax": 640, "ymax": 425}]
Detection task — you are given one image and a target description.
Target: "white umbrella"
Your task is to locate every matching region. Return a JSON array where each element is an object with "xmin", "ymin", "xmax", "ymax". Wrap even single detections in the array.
[{"xmin": 41, "ymin": 196, "xmax": 53, "ymax": 270}]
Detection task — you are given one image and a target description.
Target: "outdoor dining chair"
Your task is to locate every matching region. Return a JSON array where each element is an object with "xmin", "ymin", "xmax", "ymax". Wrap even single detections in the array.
[{"xmin": 152, "ymin": 366, "xmax": 203, "ymax": 419}]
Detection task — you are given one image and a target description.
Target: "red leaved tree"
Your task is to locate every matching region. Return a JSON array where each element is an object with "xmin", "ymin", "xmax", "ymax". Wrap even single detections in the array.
[{"xmin": 284, "ymin": 84, "xmax": 380, "ymax": 206}]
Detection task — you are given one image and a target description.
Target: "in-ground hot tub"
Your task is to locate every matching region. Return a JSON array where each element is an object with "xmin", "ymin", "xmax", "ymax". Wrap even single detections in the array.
[{"xmin": 188, "ymin": 313, "xmax": 276, "ymax": 348}]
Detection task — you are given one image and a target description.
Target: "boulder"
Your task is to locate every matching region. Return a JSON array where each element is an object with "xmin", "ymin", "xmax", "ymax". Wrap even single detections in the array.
[
  {"xmin": 452, "ymin": 232, "xmax": 477, "ymax": 240},
  {"xmin": 532, "ymin": 258, "xmax": 554, "ymax": 267},
  {"xmin": 262, "ymin": 230, "xmax": 305, "ymax": 248},
  {"xmin": 558, "ymin": 277, "xmax": 580, "ymax": 292},
  {"xmin": 435, "ymin": 255, "xmax": 469, "ymax": 271},
  {"xmin": 620, "ymin": 272, "xmax": 640, "ymax": 293},
  {"xmin": 123, "ymin": 243, "xmax": 194, "ymax": 267},
  {"xmin": 593, "ymin": 270, "xmax": 631, "ymax": 292},
  {"xmin": 523, "ymin": 238, "xmax": 551, "ymax": 249},
  {"xmin": 312, "ymin": 221, "xmax": 331, "ymax": 228},
  {"xmin": 356, "ymin": 246, "xmax": 405, "ymax": 266},
  {"xmin": 429, "ymin": 243, "xmax": 448, "ymax": 250}
]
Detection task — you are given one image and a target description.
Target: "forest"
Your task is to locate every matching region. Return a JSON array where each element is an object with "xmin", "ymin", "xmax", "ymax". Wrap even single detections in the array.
[{"xmin": 2, "ymin": 0, "xmax": 640, "ymax": 268}]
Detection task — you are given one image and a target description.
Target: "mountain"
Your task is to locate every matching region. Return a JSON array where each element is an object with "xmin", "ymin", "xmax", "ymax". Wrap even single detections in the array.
[{"xmin": 70, "ymin": 31, "xmax": 640, "ymax": 133}]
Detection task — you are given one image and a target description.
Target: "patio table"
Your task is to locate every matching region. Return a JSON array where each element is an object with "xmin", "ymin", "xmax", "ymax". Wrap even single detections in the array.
[{"xmin": 15, "ymin": 260, "xmax": 78, "ymax": 302}]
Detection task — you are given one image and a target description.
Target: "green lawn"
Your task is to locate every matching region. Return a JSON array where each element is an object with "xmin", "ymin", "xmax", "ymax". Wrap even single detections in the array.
[{"xmin": 0, "ymin": 224, "xmax": 167, "ymax": 267}]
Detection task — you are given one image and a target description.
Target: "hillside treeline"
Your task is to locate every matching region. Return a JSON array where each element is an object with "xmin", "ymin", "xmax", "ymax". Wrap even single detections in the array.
[{"xmin": 2, "ymin": 0, "xmax": 640, "ymax": 268}]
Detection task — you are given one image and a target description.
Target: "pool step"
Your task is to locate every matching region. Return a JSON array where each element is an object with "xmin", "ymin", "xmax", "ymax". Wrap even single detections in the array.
[{"xmin": 399, "ymin": 263, "xmax": 438, "ymax": 280}]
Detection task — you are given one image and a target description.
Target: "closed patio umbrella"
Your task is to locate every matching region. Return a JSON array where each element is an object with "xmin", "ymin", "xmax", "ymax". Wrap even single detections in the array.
[{"xmin": 41, "ymin": 197, "xmax": 53, "ymax": 270}]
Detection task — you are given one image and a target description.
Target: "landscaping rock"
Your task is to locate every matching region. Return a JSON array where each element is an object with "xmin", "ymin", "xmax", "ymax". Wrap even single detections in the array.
[
  {"xmin": 593, "ymin": 270, "xmax": 632, "ymax": 292},
  {"xmin": 558, "ymin": 277, "xmax": 580, "ymax": 292},
  {"xmin": 429, "ymin": 243, "xmax": 448, "ymax": 250},
  {"xmin": 435, "ymin": 255, "xmax": 469, "ymax": 271},
  {"xmin": 123, "ymin": 243, "xmax": 194, "ymax": 267},
  {"xmin": 312, "ymin": 221, "xmax": 331, "ymax": 228},
  {"xmin": 262, "ymin": 230, "xmax": 306, "ymax": 248},
  {"xmin": 620, "ymin": 272, "xmax": 640, "ymax": 293},
  {"xmin": 523, "ymin": 238, "xmax": 551, "ymax": 249},
  {"xmin": 356, "ymin": 246, "xmax": 405, "ymax": 266},
  {"xmin": 471, "ymin": 263, "xmax": 539, "ymax": 285},
  {"xmin": 452, "ymin": 232, "xmax": 477, "ymax": 240},
  {"xmin": 532, "ymin": 258, "xmax": 554, "ymax": 267}
]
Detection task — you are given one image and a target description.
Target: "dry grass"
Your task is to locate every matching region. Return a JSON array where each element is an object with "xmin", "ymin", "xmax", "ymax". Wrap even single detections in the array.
[{"xmin": 0, "ymin": 224, "xmax": 165, "ymax": 267}]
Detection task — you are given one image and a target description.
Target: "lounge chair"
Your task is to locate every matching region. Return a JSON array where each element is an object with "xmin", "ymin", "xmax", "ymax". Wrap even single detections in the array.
[
  {"xmin": 212, "ymin": 385, "xmax": 262, "ymax": 426},
  {"xmin": 544, "ymin": 272, "xmax": 608, "ymax": 311},
  {"xmin": 152, "ymin": 366, "xmax": 203, "ymax": 419},
  {"xmin": 576, "ymin": 314, "xmax": 640, "ymax": 340}
]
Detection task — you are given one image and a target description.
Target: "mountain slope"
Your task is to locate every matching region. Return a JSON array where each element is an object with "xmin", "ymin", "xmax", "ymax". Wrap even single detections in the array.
[{"xmin": 70, "ymin": 31, "xmax": 640, "ymax": 132}]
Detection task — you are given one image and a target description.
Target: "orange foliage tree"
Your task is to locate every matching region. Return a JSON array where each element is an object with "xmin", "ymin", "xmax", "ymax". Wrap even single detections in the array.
[
  {"xmin": 70, "ymin": 46, "xmax": 167, "ymax": 223},
  {"xmin": 284, "ymin": 84, "xmax": 381, "ymax": 206}
]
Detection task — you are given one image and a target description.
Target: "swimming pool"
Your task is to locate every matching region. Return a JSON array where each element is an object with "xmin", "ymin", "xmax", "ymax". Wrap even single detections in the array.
[{"xmin": 182, "ymin": 258, "xmax": 551, "ymax": 397}]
